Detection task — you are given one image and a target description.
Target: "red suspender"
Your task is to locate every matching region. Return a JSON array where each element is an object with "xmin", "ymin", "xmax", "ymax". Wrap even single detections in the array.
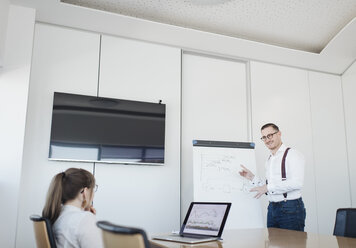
[{"xmin": 282, "ymin": 148, "xmax": 290, "ymax": 199}]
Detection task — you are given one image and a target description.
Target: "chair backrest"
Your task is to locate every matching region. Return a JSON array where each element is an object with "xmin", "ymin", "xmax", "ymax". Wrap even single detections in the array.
[
  {"xmin": 333, "ymin": 208, "xmax": 356, "ymax": 238},
  {"xmin": 97, "ymin": 221, "xmax": 150, "ymax": 248},
  {"xmin": 30, "ymin": 215, "xmax": 57, "ymax": 248}
]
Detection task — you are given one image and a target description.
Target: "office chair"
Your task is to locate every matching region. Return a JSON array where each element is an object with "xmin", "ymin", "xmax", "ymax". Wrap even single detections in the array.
[
  {"xmin": 29, "ymin": 215, "xmax": 57, "ymax": 248},
  {"xmin": 97, "ymin": 221, "xmax": 151, "ymax": 248},
  {"xmin": 333, "ymin": 208, "xmax": 356, "ymax": 238}
]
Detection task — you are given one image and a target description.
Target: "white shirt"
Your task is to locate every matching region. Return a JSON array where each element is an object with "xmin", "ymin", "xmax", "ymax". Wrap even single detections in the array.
[
  {"xmin": 252, "ymin": 144, "xmax": 305, "ymax": 202},
  {"xmin": 53, "ymin": 205, "xmax": 103, "ymax": 248}
]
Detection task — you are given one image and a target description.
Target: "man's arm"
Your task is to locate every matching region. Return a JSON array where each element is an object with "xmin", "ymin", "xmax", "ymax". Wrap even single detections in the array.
[
  {"xmin": 250, "ymin": 184, "xmax": 268, "ymax": 199},
  {"xmin": 240, "ymin": 164, "xmax": 266, "ymax": 198},
  {"xmin": 239, "ymin": 164, "xmax": 255, "ymax": 180}
]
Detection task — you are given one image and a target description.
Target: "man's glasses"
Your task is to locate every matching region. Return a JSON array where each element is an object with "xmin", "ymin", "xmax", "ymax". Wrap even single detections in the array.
[{"xmin": 260, "ymin": 131, "xmax": 278, "ymax": 141}]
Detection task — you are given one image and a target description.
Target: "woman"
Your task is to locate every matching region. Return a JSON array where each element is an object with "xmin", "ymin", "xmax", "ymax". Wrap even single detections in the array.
[{"xmin": 42, "ymin": 168, "xmax": 103, "ymax": 248}]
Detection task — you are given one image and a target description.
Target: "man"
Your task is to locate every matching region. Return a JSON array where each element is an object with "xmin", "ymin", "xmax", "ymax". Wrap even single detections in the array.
[{"xmin": 239, "ymin": 123, "xmax": 306, "ymax": 231}]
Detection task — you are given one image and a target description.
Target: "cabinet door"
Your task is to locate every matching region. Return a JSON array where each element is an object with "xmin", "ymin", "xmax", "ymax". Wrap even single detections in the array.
[
  {"xmin": 342, "ymin": 62, "xmax": 356, "ymax": 208},
  {"xmin": 250, "ymin": 61, "xmax": 318, "ymax": 233},
  {"xmin": 181, "ymin": 53, "xmax": 249, "ymax": 222},
  {"xmin": 309, "ymin": 71, "xmax": 350, "ymax": 234},
  {"xmin": 16, "ymin": 23, "xmax": 100, "ymax": 247},
  {"xmin": 95, "ymin": 35, "xmax": 181, "ymax": 232}
]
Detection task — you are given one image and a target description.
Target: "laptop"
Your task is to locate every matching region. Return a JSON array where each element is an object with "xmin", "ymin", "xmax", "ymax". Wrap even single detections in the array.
[{"xmin": 153, "ymin": 202, "xmax": 231, "ymax": 244}]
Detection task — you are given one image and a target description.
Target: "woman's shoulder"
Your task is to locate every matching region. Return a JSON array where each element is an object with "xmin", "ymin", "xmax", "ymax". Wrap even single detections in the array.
[
  {"xmin": 79, "ymin": 211, "xmax": 97, "ymax": 225},
  {"xmin": 59, "ymin": 206, "xmax": 95, "ymax": 223}
]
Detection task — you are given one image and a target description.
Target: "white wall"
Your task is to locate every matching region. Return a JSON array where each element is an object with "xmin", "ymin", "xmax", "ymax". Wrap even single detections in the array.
[
  {"xmin": 250, "ymin": 62, "xmax": 353, "ymax": 235},
  {"xmin": 308, "ymin": 71, "xmax": 350, "ymax": 234},
  {"xmin": 0, "ymin": 0, "xmax": 10, "ymax": 67},
  {"xmin": 250, "ymin": 62, "xmax": 318, "ymax": 233},
  {"xmin": 94, "ymin": 34, "xmax": 181, "ymax": 233},
  {"xmin": 2, "ymin": 7, "xmax": 354, "ymax": 245},
  {"xmin": 16, "ymin": 23, "xmax": 182, "ymax": 247},
  {"xmin": 342, "ymin": 60, "xmax": 356, "ymax": 207},
  {"xmin": 16, "ymin": 23, "xmax": 100, "ymax": 247},
  {"xmin": 0, "ymin": 5, "xmax": 35, "ymax": 248},
  {"xmin": 181, "ymin": 53, "xmax": 249, "ymax": 219}
]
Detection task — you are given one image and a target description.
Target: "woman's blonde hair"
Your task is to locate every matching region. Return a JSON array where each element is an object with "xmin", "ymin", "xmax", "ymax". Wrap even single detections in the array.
[{"xmin": 42, "ymin": 168, "xmax": 95, "ymax": 224}]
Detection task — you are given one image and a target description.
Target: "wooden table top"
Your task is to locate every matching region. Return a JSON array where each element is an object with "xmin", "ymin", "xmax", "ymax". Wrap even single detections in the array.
[{"xmin": 150, "ymin": 228, "xmax": 356, "ymax": 248}]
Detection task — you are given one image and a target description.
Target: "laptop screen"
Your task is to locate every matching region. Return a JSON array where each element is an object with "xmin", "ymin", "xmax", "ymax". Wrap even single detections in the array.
[{"xmin": 180, "ymin": 202, "xmax": 231, "ymax": 237}]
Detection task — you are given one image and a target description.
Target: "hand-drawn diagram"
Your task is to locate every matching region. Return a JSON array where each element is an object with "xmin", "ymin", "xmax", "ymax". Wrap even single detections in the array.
[
  {"xmin": 200, "ymin": 153, "xmax": 243, "ymax": 194},
  {"xmin": 193, "ymin": 144, "xmax": 264, "ymax": 229}
]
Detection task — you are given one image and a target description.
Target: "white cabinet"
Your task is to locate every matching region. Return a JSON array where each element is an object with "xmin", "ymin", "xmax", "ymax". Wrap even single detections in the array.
[
  {"xmin": 94, "ymin": 35, "xmax": 181, "ymax": 232},
  {"xmin": 16, "ymin": 23, "xmax": 100, "ymax": 247},
  {"xmin": 342, "ymin": 61, "xmax": 356, "ymax": 207},
  {"xmin": 250, "ymin": 61, "xmax": 318, "ymax": 233},
  {"xmin": 181, "ymin": 53, "xmax": 249, "ymax": 219},
  {"xmin": 309, "ymin": 71, "xmax": 350, "ymax": 234}
]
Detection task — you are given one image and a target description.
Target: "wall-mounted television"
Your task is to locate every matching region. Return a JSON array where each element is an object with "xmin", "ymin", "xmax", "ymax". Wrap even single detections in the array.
[{"xmin": 49, "ymin": 92, "xmax": 166, "ymax": 165}]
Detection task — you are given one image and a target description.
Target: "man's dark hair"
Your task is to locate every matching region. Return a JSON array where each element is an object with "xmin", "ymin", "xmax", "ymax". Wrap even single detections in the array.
[{"xmin": 261, "ymin": 123, "xmax": 279, "ymax": 131}]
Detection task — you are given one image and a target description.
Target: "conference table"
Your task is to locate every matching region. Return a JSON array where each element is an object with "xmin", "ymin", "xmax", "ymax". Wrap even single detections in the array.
[{"xmin": 150, "ymin": 228, "xmax": 356, "ymax": 248}]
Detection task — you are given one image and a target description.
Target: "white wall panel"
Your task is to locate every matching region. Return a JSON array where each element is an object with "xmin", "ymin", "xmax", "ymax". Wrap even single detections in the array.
[
  {"xmin": 0, "ymin": 5, "xmax": 35, "ymax": 248},
  {"xmin": 95, "ymin": 35, "xmax": 181, "ymax": 233},
  {"xmin": 181, "ymin": 53, "xmax": 249, "ymax": 221},
  {"xmin": 342, "ymin": 60, "xmax": 356, "ymax": 207},
  {"xmin": 250, "ymin": 61, "xmax": 318, "ymax": 233},
  {"xmin": 16, "ymin": 23, "xmax": 100, "ymax": 247},
  {"xmin": 0, "ymin": 0, "xmax": 9, "ymax": 66},
  {"xmin": 309, "ymin": 71, "xmax": 350, "ymax": 234}
]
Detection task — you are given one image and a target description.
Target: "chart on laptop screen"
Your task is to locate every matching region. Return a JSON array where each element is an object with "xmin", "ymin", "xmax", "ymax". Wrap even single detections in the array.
[{"xmin": 184, "ymin": 204, "xmax": 227, "ymax": 236}]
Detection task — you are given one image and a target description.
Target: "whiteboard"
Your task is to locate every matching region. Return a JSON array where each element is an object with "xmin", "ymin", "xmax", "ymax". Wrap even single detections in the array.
[{"xmin": 193, "ymin": 140, "xmax": 264, "ymax": 229}]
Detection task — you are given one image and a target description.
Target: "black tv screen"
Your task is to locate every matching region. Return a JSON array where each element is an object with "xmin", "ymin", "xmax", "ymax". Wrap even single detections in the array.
[{"xmin": 49, "ymin": 92, "xmax": 165, "ymax": 165}]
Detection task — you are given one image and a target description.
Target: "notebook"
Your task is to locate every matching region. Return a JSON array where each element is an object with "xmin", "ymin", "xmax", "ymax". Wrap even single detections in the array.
[{"xmin": 153, "ymin": 202, "xmax": 231, "ymax": 244}]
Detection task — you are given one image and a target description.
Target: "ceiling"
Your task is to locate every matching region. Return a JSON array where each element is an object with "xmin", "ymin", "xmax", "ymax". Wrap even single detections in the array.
[
  {"xmin": 8, "ymin": 0, "xmax": 356, "ymax": 74},
  {"xmin": 60, "ymin": 0, "xmax": 356, "ymax": 53}
]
